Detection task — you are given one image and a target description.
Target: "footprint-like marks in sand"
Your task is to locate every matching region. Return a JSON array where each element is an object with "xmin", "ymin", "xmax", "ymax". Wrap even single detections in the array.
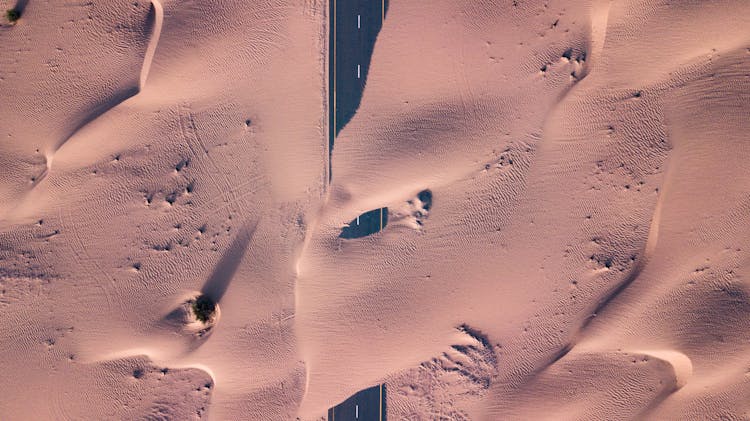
[
  {"xmin": 104, "ymin": 357, "xmax": 213, "ymax": 420},
  {"xmin": 162, "ymin": 222, "xmax": 255, "ymax": 345},
  {"xmin": 385, "ymin": 324, "xmax": 500, "ymax": 420},
  {"xmin": 40, "ymin": 0, "xmax": 164, "ymax": 176},
  {"xmin": 388, "ymin": 189, "xmax": 433, "ymax": 229},
  {"xmin": 539, "ymin": 45, "xmax": 589, "ymax": 81},
  {"xmin": 90, "ymin": 220, "xmax": 255, "ymax": 406},
  {"xmin": 90, "ymin": 221, "xmax": 255, "ymax": 416}
]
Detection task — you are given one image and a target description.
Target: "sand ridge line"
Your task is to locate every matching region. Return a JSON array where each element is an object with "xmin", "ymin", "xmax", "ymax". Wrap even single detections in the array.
[
  {"xmin": 140, "ymin": 0, "xmax": 164, "ymax": 90},
  {"xmin": 34, "ymin": 0, "xmax": 164, "ymax": 186}
]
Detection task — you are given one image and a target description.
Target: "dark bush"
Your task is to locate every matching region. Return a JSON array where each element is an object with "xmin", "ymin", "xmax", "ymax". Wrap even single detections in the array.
[
  {"xmin": 191, "ymin": 295, "xmax": 216, "ymax": 323},
  {"xmin": 6, "ymin": 9, "xmax": 20, "ymax": 23}
]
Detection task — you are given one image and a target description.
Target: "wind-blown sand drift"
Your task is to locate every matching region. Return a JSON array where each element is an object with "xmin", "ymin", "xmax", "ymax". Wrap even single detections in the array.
[{"xmin": 1, "ymin": 0, "xmax": 750, "ymax": 419}]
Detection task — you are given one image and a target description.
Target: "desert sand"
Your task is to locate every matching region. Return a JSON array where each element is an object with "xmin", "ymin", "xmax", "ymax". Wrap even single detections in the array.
[{"xmin": 1, "ymin": 0, "xmax": 750, "ymax": 419}]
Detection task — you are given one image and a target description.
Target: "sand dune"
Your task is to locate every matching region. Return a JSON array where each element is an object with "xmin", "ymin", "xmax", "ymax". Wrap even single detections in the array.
[{"xmin": 1, "ymin": 0, "xmax": 749, "ymax": 419}]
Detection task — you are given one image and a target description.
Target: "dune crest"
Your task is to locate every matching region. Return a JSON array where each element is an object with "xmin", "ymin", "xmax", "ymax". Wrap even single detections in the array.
[{"xmin": 2, "ymin": 0, "xmax": 750, "ymax": 419}]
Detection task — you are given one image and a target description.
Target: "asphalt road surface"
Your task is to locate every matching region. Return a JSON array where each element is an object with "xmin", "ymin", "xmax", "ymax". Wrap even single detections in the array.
[
  {"xmin": 328, "ymin": 0, "xmax": 388, "ymax": 181},
  {"xmin": 328, "ymin": 384, "xmax": 386, "ymax": 421},
  {"xmin": 339, "ymin": 207, "xmax": 388, "ymax": 239},
  {"xmin": 327, "ymin": 4, "xmax": 390, "ymax": 419}
]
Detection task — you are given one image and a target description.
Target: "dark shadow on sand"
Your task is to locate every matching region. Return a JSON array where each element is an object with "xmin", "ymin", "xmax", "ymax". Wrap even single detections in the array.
[
  {"xmin": 11, "ymin": 0, "xmax": 29, "ymax": 14},
  {"xmin": 201, "ymin": 222, "xmax": 256, "ymax": 303}
]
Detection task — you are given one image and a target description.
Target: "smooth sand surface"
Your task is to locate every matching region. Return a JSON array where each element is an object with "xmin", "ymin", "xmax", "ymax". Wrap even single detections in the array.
[{"xmin": 1, "ymin": 0, "xmax": 749, "ymax": 419}]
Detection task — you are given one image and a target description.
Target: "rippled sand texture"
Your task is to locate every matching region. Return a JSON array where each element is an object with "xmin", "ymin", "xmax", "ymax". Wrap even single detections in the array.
[
  {"xmin": 2, "ymin": 0, "xmax": 750, "ymax": 419},
  {"xmin": 1, "ymin": 0, "xmax": 325, "ymax": 419}
]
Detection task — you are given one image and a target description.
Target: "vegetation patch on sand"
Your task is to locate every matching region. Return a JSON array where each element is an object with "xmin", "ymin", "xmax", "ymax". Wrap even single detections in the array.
[
  {"xmin": 191, "ymin": 294, "xmax": 216, "ymax": 323},
  {"xmin": 5, "ymin": 9, "xmax": 20, "ymax": 23}
]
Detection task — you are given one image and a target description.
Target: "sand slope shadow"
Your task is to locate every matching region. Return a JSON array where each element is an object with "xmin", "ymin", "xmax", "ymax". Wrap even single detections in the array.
[
  {"xmin": 159, "ymin": 222, "xmax": 256, "ymax": 349},
  {"xmin": 328, "ymin": 0, "xmax": 390, "ymax": 182},
  {"xmin": 48, "ymin": 0, "xmax": 163, "ymax": 158},
  {"xmin": 385, "ymin": 324, "xmax": 499, "ymax": 420},
  {"xmin": 201, "ymin": 222, "xmax": 256, "ymax": 303}
]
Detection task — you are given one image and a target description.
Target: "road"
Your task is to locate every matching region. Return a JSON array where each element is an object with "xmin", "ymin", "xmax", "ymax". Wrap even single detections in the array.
[
  {"xmin": 328, "ymin": 0, "xmax": 388, "ymax": 181},
  {"xmin": 328, "ymin": 384, "xmax": 386, "ymax": 421},
  {"xmin": 329, "ymin": 0, "xmax": 390, "ymax": 238},
  {"xmin": 326, "ymin": 3, "xmax": 390, "ymax": 419},
  {"xmin": 339, "ymin": 207, "xmax": 388, "ymax": 239}
]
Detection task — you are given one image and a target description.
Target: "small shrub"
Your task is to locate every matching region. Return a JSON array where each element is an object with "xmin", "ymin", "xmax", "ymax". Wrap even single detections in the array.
[
  {"xmin": 6, "ymin": 9, "xmax": 20, "ymax": 23},
  {"xmin": 191, "ymin": 294, "xmax": 216, "ymax": 323}
]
